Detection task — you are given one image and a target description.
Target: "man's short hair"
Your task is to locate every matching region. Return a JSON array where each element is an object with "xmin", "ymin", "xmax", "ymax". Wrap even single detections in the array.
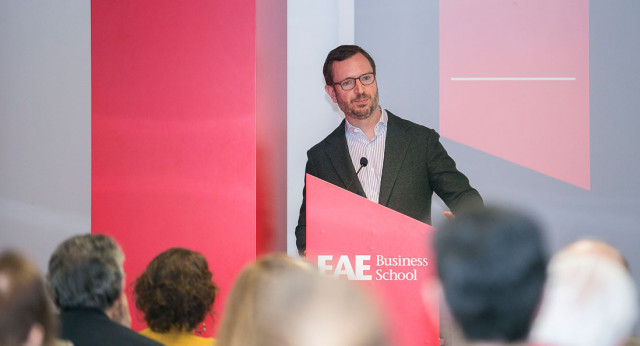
[
  {"xmin": 323, "ymin": 45, "xmax": 376, "ymax": 86},
  {"xmin": 434, "ymin": 207, "xmax": 547, "ymax": 342},
  {"xmin": 530, "ymin": 247, "xmax": 638, "ymax": 346},
  {"xmin": 47, "ymin": 234, "xmax": 124, "ymax": 310}
]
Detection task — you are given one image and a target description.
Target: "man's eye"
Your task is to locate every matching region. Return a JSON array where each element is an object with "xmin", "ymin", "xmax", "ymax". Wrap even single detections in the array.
[
  {"xmin": 342, "ymin": 79, "xmax": 355, "ymax": 88},
  {"xmin": 361, "ymin": 75, "xmax": 372, "ymax": 82}
]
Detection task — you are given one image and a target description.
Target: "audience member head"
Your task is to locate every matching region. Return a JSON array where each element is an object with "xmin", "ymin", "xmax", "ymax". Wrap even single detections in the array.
[
  {"xmin": 560, "ymin": 238, "xmax": 629, "ymax": 268},
  {"xmin": 0, "ymin": 250, "xmax": 57, "ymax": 346},
  {"xmin": 47, "ymin": 234, "xmax": 128, "ymax": 323},
  {"xmin": 529, "ymin": 239, "xmax": 638, "ymax": 346},
  {"xmin": 434, "ymin": 207, "xmax": 547, "ymax": 344},
  {"xmin": 216, "ymin": 253, "xmax": 387, "ymax": 346},
  {"xmin": 134, "ymin": 248, "xmax": 217, "ymax": 333}
]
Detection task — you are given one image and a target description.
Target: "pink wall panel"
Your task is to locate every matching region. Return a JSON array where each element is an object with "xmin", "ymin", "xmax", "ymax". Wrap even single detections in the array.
[
  {"xmin": 256, "ymin": 0, "xmax": 287, "ymax": 254},
  {"xmin": 92, "ymin": 0, "xmax": 256, "ymax": 335},
  {"xmin": 440, "ymin": 0, "xmax": 590, "ymax": 190}
]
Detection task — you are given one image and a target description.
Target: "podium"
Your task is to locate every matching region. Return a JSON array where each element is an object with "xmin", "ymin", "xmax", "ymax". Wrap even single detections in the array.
[{"xmin": 306, "ymin": 174, "xmax": 439, "ymax": 345}]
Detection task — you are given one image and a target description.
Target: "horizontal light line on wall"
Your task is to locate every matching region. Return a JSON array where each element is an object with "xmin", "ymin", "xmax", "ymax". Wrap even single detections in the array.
[{"xmin": 450, "ymin": 77, "xmax": 576, "ymax": 81}]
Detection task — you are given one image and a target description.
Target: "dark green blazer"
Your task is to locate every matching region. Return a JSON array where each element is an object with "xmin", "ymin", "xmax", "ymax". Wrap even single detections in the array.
[{"xmin": 295, "ymin": 111, "xmax": 483, "ymax": 254}]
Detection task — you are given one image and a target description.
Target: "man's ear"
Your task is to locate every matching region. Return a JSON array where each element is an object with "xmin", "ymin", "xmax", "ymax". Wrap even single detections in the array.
[
  {"xmin": 325, "ymin": 85, "xmax": 338, "ymax": 103},
  {"xmin": 106, "ymin": 292, "xmax": 132, "ymax": 328}
]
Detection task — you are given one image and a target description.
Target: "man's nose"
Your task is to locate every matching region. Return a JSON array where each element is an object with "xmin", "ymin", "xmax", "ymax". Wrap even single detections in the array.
[{"xmin": 353, "ymin": 78, "xmax": 366, "ymax": 94}]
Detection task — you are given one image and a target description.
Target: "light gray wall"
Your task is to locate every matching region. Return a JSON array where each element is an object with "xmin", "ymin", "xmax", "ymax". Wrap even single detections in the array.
[
  {"xmin": 0, "ymin": 2, "xmax": 91, "ymax": 271},
  {"xmin": 355, "ymin": 0, "xmax": 640, "ymax": 335}
]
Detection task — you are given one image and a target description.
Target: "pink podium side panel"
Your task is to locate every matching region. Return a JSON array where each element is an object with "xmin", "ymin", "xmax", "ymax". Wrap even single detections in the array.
[{"xmin": 306, "ymin": 175, "xmax": 438, "ymax": 345}]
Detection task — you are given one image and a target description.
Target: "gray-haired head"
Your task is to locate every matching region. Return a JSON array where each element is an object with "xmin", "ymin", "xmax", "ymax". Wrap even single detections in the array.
[{"xmin": 47, "ymin": 234, "xmax": 124, "ymax": 310}]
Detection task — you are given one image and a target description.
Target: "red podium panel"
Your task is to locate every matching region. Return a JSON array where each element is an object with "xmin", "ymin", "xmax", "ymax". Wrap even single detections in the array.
[{"xmin": 306, "ymin": 175, "xmax": 438, "ymax": 345}]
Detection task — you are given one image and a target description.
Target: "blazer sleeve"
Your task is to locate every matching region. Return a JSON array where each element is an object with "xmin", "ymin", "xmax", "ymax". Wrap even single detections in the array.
[
  {"xmin": 295, "ymin": 154, "xmax": 317, "ymax": 256},
  {"xmin": 426, "ymin": 130, "xmax": 484, "ymax": 213}
]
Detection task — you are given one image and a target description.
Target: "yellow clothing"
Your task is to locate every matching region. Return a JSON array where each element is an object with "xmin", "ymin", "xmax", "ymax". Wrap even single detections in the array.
[{"xmin": 139, "ymin": 328, "xmax": 215, "ymax": 346}]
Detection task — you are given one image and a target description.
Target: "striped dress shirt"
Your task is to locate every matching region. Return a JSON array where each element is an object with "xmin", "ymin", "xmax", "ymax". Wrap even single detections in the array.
[{"xmin": 345, "ymin": 107, "xmax": 388, "ymax": 203}]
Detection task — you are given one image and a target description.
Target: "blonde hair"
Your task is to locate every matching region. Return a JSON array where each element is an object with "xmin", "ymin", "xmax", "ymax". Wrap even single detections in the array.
[{"xmin": 216, "ymin": 253, "xmax": 387, "ymax": 346}]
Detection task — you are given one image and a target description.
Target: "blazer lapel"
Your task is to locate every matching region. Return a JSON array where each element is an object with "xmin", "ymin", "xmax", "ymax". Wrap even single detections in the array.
[
  {"xmin": 324, "ymin": 120, "xmax": 366, "ymax": 197},
  {"xmin": 379, "ymin": 111, "xmax": 410, "ymax": 206}
]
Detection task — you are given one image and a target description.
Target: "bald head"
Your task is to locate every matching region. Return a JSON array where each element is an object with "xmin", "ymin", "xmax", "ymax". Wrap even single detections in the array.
[
  {"xmin": 530, "ymin": 239, "xmax": 637, "ymax": 346},
  {"xmin": 558, "ymin": 239, "xmax": 627, "ymax": 269}
]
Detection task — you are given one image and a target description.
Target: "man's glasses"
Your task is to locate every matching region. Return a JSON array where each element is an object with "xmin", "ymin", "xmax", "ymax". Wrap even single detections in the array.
[{"xmin": 333, "ymin": 72, "xmax": 376, "ymax": 91}]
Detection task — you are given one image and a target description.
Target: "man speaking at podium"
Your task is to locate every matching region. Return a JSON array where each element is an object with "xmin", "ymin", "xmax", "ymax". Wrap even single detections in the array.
[{"xmin": 296, "ymin": 45, "xmax": 483, "ymax": 256}]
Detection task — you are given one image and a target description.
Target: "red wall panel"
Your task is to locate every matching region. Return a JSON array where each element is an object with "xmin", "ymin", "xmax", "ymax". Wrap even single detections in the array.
[{"xmin": 92, "ymin": 0, "xmax": 256, "ymax": 335}]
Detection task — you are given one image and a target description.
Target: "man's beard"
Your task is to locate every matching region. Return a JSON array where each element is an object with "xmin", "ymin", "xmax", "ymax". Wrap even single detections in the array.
[{"xmin": 339, "ymin": 88, "xmax": 379, "ymax": 120}]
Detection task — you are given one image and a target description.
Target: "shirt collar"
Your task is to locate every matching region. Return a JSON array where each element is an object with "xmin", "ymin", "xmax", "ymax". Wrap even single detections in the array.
[{"xmin": 345, "ymin": 106, "xmax": 388, "ymax": 135}]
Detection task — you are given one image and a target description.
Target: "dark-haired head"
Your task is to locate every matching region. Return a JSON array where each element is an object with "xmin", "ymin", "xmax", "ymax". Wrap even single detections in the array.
[
  {"xmin": 434, "ymin": 207, "xmax": 547, "ymax": 343},
  {"xmin": 323, "ymin": 45, "xmax": 376, "ymax": 86},
  {"xmin": 134, "ymin": 248, "xmax": 217, "ymax": 333}
]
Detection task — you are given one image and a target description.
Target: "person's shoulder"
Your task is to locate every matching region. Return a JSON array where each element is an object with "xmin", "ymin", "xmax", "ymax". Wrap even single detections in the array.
[
  {"xmin": 138, "ymin": 328, "xmax": 157, "ymax": 340},
  {"xmin": 102, "ymin": 321, "xmax": 162, "ymax": 346},
  {"xmin": 195, "ymin": 336, "xmax": 216, "ymax": 346},
  {"xmin": 52, "ymin": 339, "xmax": 74, "ymax": 346},
  {"xmin": 124, "ymin": 329, "xmax": 163, "ymax": 346},
  {"xmin": 307, "ymin": 120, "xmax": 346, "ymax": 154},
  {"xmin": 60, "ymin": 310, "xmax": 161, "ymax": 346},
  {"xmin": 386, "ymin": 110, "xmax": 438, "ymax": 137}
]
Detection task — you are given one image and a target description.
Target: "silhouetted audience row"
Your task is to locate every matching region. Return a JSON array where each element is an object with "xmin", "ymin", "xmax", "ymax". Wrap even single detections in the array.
[{"xmin": 1, "ymin": 206, "xmax": 638, "ymax": 346}]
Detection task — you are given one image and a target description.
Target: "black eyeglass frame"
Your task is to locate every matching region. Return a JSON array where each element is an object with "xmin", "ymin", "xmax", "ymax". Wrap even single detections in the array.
[{"xmin": 332, "ymin": 72, "xmax": 376, "ymax": 91}]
